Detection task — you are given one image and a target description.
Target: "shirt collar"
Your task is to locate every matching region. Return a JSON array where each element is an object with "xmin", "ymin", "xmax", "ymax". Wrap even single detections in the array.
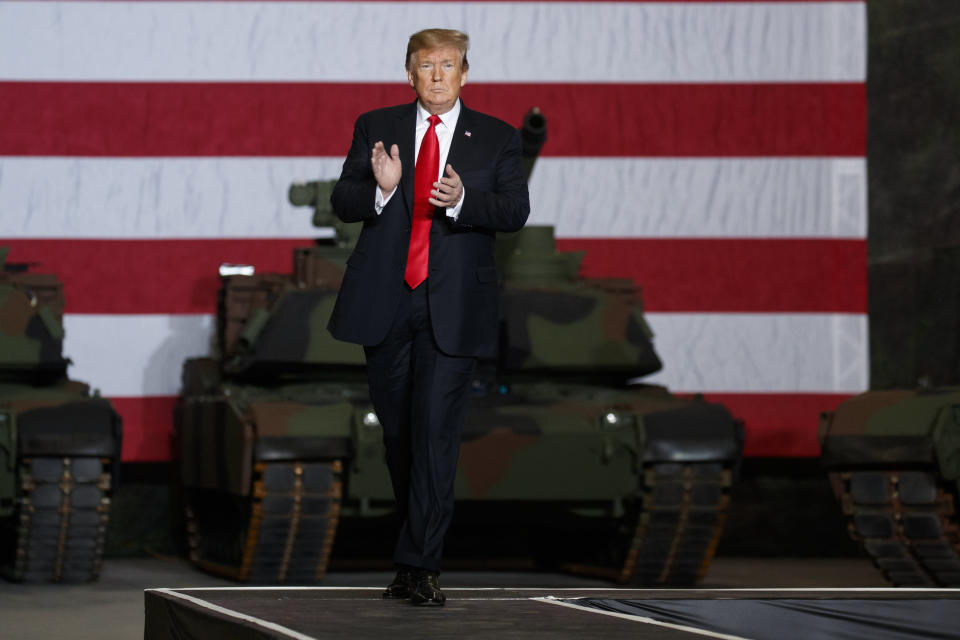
[{"xmin": 416, "ymin": 99, "xmax": 460, "ymax": 130}]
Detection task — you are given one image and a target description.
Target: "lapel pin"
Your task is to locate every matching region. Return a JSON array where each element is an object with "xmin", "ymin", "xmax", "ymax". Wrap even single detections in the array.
[{"xmin": 464, "ymin": 131, "xmax": 471, "ymax": 137}]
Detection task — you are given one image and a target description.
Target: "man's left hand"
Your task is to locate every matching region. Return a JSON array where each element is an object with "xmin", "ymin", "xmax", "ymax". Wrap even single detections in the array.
[{"xmin": 429, "ymin": 164, "xmax": 463, "ymax": 208}]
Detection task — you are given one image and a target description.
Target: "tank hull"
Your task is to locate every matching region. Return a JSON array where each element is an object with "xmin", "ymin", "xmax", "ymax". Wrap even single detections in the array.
[
  {"xmin": 0, "ymin": 383, "xmax": 122, "ymax": 582},
  {"xmin": 820, "ymin": 388, "xmax": 960, "ymax": 586},
  {"xmin": 178, "ymin": 375, "xmax": 741, "ymax": 586}
]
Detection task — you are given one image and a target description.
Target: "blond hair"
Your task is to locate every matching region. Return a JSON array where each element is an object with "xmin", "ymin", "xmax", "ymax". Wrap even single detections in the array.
[{"xmin": 405, "ymin": 28, "xmax": 469, "ymax": 71}]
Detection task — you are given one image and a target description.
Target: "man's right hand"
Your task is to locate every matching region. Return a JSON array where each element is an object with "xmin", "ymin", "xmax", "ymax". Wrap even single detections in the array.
[{"xmin": 371, "ymin": 141, "xmax": 401, "ymax": 197}]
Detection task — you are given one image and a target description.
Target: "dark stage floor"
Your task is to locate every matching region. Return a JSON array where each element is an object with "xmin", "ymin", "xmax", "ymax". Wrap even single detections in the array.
[
  {"xmin": 146, "ymin": 586, "xmax": 960, "ymax": 640},
  {"xmin": 0, "ymin": 556, "xmax": 900, "ymax": 640}
]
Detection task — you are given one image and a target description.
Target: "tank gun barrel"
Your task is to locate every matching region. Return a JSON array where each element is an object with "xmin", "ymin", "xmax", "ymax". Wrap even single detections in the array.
[{"xmin": 520, "ymin": 107, "xmax": 547, "ymax": 182}]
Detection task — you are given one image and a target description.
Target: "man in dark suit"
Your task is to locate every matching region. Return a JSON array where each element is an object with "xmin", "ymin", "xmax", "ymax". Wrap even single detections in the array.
[{"xmin": 328, "ymin": 28, "xmax": 530, "ymax": 605}]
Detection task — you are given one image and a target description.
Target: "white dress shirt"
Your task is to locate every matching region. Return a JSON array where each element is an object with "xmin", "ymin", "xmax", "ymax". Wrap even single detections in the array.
[{"xmin": 374, "ymin": 99, "xmax": 465, "ymax": 219}]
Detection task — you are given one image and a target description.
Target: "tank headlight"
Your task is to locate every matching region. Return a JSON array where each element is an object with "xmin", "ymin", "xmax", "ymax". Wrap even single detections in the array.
[
  {"xmin": 362, "ymin": 411, "xmax": 380, "ymax": 427},
  {"xmin": 601, "ymin": 411, "xmax": 635, "ymax": 430},
  {"xmin": 218, "ymin": 263, "xmax": 255, "ymax": 277}
]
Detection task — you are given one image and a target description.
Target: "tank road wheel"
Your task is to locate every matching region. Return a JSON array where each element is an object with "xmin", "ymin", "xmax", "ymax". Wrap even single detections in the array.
[
  {"xmin": 185, "ymin": 460, "xmax": 343, "ymax": 583},
  {"xmin": 563, "ymin": 462, "xmax": 734, "ymax": 586},
  {"xmin": 829, "ymin": 470, "xmax": 960, "ymax": 586},
  {"xmin": 1, "ymin": 457, "xmax": 112, "ymax": 582}
]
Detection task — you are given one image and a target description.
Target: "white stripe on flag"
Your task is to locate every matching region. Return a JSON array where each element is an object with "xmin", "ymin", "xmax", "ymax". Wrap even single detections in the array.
[
  {"xmin": 528, "ymin": 158, "xmax": 866, "ymax": 239},
  {"xmin": 0, "ymin": 2, "xmax": 866, "ymax": 82},
  {"xmin": 0, "ymin": 157, "xmax": 865, "ymax": 239},
  {"xmin": 0, "ymin": 158, "xmax": 336, "ymax": 239},
  {"xmin": 63, "ymin": 313, "xmax": 868, "ymax": 397},
  {"xmin": 644, "ymin": 313, "xmax": 868, "ymax": 393},
  {"xmin": 65, "ymin": 314, "xmax": 214, "ymax": 398}
]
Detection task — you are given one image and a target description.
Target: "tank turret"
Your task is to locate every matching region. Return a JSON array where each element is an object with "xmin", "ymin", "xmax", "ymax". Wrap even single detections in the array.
[
  {"xmin": 0, "ymin": 248, "xmax": 122, "ymax": 582},
  {"xmin": 481, "ymin": 208, "xmax": 742, "ymax": 585}
]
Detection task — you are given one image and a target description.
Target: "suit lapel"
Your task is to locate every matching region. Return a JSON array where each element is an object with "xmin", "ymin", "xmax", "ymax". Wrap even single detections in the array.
[
  {"xmin": 446, "ymin": 103, "xmax": 470, "ymax": 175},
  {"xmin": 398, "ymin": 101, "xmax": 417, "ymax": 219}
]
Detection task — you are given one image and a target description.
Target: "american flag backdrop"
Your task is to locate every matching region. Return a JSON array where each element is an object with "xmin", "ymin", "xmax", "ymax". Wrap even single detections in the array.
[{"xmin": 0, "ymin": 0, "xmax": 867, "ymax": 462}]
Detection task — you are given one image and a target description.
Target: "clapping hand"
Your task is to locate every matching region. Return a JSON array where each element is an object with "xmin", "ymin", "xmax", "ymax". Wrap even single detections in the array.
[
  {"xmin": 429, "ymin": 164, "xmax": 463, "ymax": 208},
  {"xmin": 371, "ymin": 141, "xmax": 401, "ymax": 197}
]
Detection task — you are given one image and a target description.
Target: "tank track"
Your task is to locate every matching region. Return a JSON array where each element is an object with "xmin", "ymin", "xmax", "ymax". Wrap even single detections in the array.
[
  {"xmin": 186, "ymin": 460, "xmax": 343, "ymax": 583},
  {"xmin": 828, "ymin": 469, "xmax": 960, "ymax": 586},
  {"xmin": 565, "ymin": 461, "xmax": 733, "ymax": 586},
  {"xmin": 1, "ymin": 457, "xmax": 112, "ymax": 582}
]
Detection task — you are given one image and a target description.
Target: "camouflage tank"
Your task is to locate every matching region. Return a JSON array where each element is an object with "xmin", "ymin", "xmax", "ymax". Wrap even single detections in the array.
[
  {"xmin": 820, "ymin": 387, "xmax": 960, "ymax": 586},
  {"xmin": 0, "ymin": 247, "xmax": 122, "ymax": 582},
  {"xmin": 177, "ymin": 109, "xmax": 743, "ymax": 586},
  {"xmin": 471, "ymin": 224, "xmax": 743, "ymax": 585}
]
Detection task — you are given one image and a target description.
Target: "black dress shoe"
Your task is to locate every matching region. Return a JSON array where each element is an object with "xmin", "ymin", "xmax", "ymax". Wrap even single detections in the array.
[
  {"xmin": 382, "ymin": 568, "xmax": 415, "ymax": 599},
  {"xmin": 410, "ymin": 571, "xmax": 445, "ymax": 606}
]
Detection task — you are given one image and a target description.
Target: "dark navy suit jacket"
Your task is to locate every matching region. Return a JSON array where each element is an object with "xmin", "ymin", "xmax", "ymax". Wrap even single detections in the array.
[{"xmin": 328, "ymin": 100, "xmax": 530, "ymax": 358}]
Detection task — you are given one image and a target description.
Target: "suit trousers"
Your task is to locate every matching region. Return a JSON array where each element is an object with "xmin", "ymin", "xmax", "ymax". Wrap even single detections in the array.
[{"xmin": 363, "ymin": 282, "xmax": 477, "ymax": 572}]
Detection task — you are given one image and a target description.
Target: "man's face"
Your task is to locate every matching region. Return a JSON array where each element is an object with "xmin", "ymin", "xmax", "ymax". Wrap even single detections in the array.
[{"xmin": 407, "ymin": 47, "xmax": 467, "ymax": 115}]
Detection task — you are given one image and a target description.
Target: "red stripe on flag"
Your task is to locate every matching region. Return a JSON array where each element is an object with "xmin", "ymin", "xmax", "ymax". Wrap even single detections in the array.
[
  {"xmin": 694, "ymin": 392, "xmax": 854, "ymax": 457},
  {"xmin": 2, "ymin": 239, "xmax": 310, "ymax": 315},
  {"xmin": 3, "ymin": 238, "xmax": 866, "ymax": 314},
  {"xmin": 558, "ymin": 238, "xmax": 867, "ymax": 313},
  {"xmin": 111, "ymin": 396, "xmax": 177, "ymax": 462},
  {"xmin": 0, "ymin": 82, "xmax": 865, "ymax": 157},
  {"xmin": 112, "ymin": 392, "xmax": 850, "ymax": 462}
]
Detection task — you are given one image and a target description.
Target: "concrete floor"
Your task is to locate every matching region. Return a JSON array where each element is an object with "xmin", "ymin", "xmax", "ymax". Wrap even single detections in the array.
[{"xmin": 1, "ymin": 556, "xmax": 887, "ymax": 639}]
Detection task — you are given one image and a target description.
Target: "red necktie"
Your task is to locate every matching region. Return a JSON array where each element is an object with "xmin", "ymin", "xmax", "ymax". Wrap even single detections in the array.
[{"xmin": 404, "ymin": 114, "xmax": 441, "ymax": 289}]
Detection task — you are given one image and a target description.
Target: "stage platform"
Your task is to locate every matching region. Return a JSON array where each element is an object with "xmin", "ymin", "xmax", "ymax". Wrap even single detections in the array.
[{"xmin": 145, "ymin": 586, "xmax": 960, "ymax": 640}]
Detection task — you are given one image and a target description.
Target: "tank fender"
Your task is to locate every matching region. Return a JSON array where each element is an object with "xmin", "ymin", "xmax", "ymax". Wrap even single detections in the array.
[{"xmin": 641, "ymin": 402, "xmax": 742, "ymax": 464}]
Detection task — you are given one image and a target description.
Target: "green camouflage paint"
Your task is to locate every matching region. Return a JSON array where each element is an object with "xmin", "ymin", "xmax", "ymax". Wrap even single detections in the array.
[
  {"xmin": 0, "ymin": 248, "xmax": 122, "ymax": 582},
  {"xmin": 821, "ymin": 387, "xmax": 960, "ymax": 480}
]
